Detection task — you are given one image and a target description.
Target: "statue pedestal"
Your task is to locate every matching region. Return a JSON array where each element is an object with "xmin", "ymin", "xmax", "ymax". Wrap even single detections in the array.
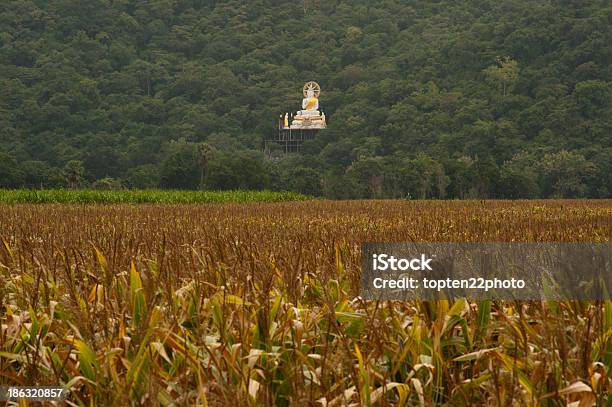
[{"xmin": 291, "ymin": 112, "xmax": 326, "ymax": 129}]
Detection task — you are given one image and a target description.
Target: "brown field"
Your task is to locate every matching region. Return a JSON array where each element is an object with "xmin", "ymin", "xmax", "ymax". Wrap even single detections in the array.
[{"xmin": 0, "ymin": 200, "xmax": 611, "ymax": 406}]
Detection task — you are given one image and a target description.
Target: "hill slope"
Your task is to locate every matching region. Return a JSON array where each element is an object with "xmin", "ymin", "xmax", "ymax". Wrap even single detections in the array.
[{"xmin": 1, "ymin": 0, "xmax": 610, "ymax": 197}]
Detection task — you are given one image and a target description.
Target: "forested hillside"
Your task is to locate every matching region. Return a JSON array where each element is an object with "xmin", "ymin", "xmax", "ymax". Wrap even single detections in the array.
[{"xmin": 1, "ymin": 0, "xmax": 610, "ymax": 198}]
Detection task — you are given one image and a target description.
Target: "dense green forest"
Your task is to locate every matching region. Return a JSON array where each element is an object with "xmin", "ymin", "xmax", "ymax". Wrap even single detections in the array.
[{"xmin": 1, "ymin": 0, "xmax": 610, "ymax": 198}]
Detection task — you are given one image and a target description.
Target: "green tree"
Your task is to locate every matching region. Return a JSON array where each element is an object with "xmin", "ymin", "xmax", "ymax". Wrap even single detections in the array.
[
  {"xmin": 160, "ymin": 139, "xmax": 200, "ymax": 189},
  {"xmin": 573, "ymin": 80, "xmax": 609, "ymax": 118},
  {"xmin": 0, "ymin": 152, "xmax": 23, "ymax": 188},
  {"xmin": 92, "ymin": 177, "xmax": 123, "ymax": 190},
  {"xmin": 346, "ymin": 157, "xmax": 384, "ymax": 198},
  {"xmin": 539, "ymin": 150, "xmax": 595, "ymax": 198},
  {"xmin": 391, "ymin": 154, "xmax": 449, "ymax": 199},
  {"xmin": 484, "ymin": 56, "xmax": 520, "ymax": 97},
  {"xmin": 64, "ymin": 160, "xmax": 85, "ymax": 189},
  {"xmin": 195, "ymin": 142, "xmax": 217, "ymax": 190},
  {"xmin": 285, "ymin": 167, "xmax": 322, "ymax": 196},
  {"xmin": 126, "ymin": 165, "xmax": 160, "ymax": 189},
  {"xmin": 498, "ymin": 152, "xmax": 540, "ymax": 198}
]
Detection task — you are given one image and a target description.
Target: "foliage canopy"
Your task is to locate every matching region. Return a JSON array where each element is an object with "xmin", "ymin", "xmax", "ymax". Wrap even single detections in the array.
[{"xmin": 0, "ymin": 0, "xmax": 610, "ymax": 198}]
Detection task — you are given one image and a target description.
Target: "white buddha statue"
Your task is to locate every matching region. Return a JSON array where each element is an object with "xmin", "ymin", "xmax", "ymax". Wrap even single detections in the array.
[
  {"xmin": 290, "ymin": 81, "xmax": 326, "ymax": 129},
  {"xmin": 298, "ymin": 88, "xmax": 320, "ymax": 116}
]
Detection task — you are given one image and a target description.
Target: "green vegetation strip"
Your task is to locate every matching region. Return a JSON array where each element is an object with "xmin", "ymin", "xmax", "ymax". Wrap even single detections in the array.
[{"xmin": 0, "ymin": 189, "xmax": 312, "ymax": 204}]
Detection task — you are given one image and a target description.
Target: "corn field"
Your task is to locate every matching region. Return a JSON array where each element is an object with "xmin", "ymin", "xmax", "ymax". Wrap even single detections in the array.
[
  {"xmin": 0, "ymin": 190, "xmax": 310, "ymax": 204},
  {"xmin": 0, "ymin": 200, "xmax": 611, "ymax": 406}
]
